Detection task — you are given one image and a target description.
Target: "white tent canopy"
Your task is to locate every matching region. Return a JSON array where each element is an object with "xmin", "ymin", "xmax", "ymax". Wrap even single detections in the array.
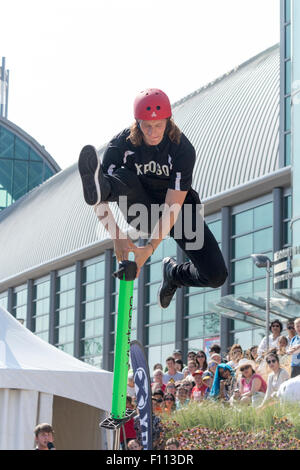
[{"xmin": 0, "ymin": 306, "xmax": 113, "ymax": 449}]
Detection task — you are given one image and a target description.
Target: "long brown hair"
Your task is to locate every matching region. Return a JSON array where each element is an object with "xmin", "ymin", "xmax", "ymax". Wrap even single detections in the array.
[{"xmin": 127, "ymin": 117, "xmax": 181, "ymax": 146}]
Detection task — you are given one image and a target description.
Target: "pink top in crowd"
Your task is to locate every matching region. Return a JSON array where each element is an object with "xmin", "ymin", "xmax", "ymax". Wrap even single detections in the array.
[{"xmin": 241, "ymin": 373, "xmax": 267, "ymax": 394}]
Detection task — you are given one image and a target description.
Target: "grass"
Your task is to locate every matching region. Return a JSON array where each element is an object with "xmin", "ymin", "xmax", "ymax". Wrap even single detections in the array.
[{"xmin": 161, "ymin": 400, "xmax": 300, "ymax": 438}]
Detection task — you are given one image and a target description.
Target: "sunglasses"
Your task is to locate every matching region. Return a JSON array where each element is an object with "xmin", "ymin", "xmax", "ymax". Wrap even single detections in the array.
[
  {"xmin": 164, "ymin": 397, "xmax": 174, "ymax": 401},
  {"xmin": 287, "ymin": 326, "xmax": 295, "ymax": 330},
  {"xmin": 267, "ymin": 359, "xmax": 277, "ymax": 364},
  {"xmin": 209, "ymin": 362, "xmax": 217, "ymax": 367},
  {"xmin": 240, "ymin": 365, "xmax": 251, "ymax": 372},
  {"xmin": 197, "ymin": 355, "xmax": 205, "ymax": 358}
]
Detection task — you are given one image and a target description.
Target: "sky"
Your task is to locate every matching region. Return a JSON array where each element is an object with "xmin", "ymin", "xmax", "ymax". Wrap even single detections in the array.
[{"xmin": 1, "ymin": 0, "xmax": 280, "ymax": 170}]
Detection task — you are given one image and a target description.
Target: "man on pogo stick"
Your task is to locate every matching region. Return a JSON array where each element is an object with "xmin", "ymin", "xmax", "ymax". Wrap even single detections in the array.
[{"xmin": 78, "ymin": 88, "xmax": 228, "ymax": 308}]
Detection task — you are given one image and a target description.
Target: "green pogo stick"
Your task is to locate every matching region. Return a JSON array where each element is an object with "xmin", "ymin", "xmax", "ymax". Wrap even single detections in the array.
[
  {"xmin": 111, "ymin": 260, "xmax": 136, "ymax": 419},
  {"xmin": 99, "ymin": 260, "xmax": 137, "ymax": 448}
]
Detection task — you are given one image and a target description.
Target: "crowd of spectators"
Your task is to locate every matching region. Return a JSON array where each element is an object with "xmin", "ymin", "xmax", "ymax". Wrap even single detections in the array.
[{"xmin": 123, "ymin": 317, "xmax": 300, "ymax": 449}]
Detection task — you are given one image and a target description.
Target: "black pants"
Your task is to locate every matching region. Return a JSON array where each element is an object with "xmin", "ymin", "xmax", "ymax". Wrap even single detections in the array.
[
  {"xmin": 291, "ymin": 365, "xmax": 300, "ymax": 378},
  {"xmin": 104, "ymin": 167, "xmax": 228, "ymax": 288}
]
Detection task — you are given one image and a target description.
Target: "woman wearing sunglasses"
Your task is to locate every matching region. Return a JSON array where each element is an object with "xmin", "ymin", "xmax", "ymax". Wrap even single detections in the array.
[
  {"xmin": 195, "ymin": 350, "xmax": 208, "ymax": 371},
  {"xmin": 236, "ymin": 358, "xmax": 267, "ymax": 407},
  {"xmin": 163, "ymin": 393, "xmax": 176, "ymax": 414},
  {"xmin": 259, "ymin": 351, "xmax": 289, "ymax": 408}
]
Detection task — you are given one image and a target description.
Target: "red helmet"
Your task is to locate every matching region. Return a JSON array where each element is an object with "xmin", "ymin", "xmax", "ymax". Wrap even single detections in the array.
[{"xmin": 133, "ymin": 88, "xmax": 172, "ymax": 121}]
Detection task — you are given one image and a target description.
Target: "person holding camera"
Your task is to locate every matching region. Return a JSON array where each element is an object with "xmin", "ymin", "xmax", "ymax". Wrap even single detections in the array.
[{"xmin": 257, "ymin": 319, "xmax": 283, "ymax": 360}]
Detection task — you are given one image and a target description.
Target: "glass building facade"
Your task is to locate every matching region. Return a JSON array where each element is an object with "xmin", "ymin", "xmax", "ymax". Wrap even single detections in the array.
[
  {"xmin": 0, "ymin": 186, "xmax": 292, "ymax": 372},
  {"xmin": 0, "ymin": 122, "xmax": 58, "ymax": 211},
  {"xmin": 0, "ymin": 157, "xmax": 294, "ymax": 364},
  {"xmin": 0, "ymin": 4, "xmax": 296, "ymax": 371}
]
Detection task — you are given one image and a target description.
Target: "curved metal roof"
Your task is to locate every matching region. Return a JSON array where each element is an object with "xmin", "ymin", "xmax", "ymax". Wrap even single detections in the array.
[
  {"xmin": 0, "ymin": 45, "xmax": 282, "ymax": 287},
  {"xmin": 172, "ymin": 44, "xmax": 279, "ymax": 199},
  {"xmin": 0, "ymin": 116, "xmax": 61, "ymax": 172}
]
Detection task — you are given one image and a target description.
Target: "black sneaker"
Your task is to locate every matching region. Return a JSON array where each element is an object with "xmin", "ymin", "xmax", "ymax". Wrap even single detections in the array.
[
  {"xmin": 78, "ymin": 145, "xmax": 110, "ymax": 205},
  {"xmin": 158, "ymin": 257, "xmax": 178, "ymax": 309}
]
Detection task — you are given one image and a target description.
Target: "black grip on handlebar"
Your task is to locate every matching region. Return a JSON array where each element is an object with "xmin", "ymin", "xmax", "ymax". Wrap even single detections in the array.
[{"xmin": 113, "ymin": 260, "xmax": 137, "ymax": 281}]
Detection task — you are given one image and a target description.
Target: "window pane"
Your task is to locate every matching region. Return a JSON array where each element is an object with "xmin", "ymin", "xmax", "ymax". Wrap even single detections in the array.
[
  {"xmin": 0, "ymin": 189, "xmax": 7, "ymax": 208},
  {"xmin": 147, "ymin": 283, "xmax": 160, "ymax": 303},
  {"xmin": 233, "ymin": 320, "xmax": 249, "ymax": 330},
  {"xmin": 233, "ymin": 258, "xmax": 253, "ymax": 282},
  {"xmin": 28, "ymin": 161, "xmax": 43, "ymax": 191},
  {"xmin": 29, "ymin": 149, "xmax": 43, "ymax": 162},
  {"xmin": 232, "ymin": 209, "xmax": 253, "ymax": 235},
  {"xmin": 148, "ymin": 345, "xmax": 163, "ymax": 373},
  {"xmin": 163, "ymin": 237, "xmax": 177, "ymax": 258},
  {"xmin": 208, "ymin": 220, "xmax": 221, "ymax": 243},
  {"xmin": 253, "ymin": 227, "xmax": 273, "ymax": 252},
  {"xmin": 285, "ymin": 23, "xmax": 291, "ymax": 59},
  {"xmin": 149, "ymin": 243, "xmax": 163, "ymax": 262},
  {"xmin": 148, "ymin": 325, "xmax": 162, "ymax": 345},
  {"xmin": 187, "ymin": 338, "xmax": 203, "ymax": 352},
  {"xmin": 148, "ymin": 304, "xmax": 161, "ymax": 324},
  {"xmin": 285, "ymin": 60, "xmax": 291, "ymax": 95},
  {"xmin": 284, "ymin": 196, "xmax": 292, "ymax": 219},
  {"xmin": 14, "ymin": 137, "xmax": 29, "ymax": 160},
  {"xmin": 284, "ymin": 221, "xmax": 292, "ymax": 245},
  {"xmin": 0, "ymin": 127, "xmax": 14, "ymax": 157},
  {"xmin": 161, "ymin": 322, "xmax": 175, "ymax": 343},
  {"xmin": 253, "ymin": 203, "xmax": 272, "ymax": 229},
  {"xmin": 187, "ymin": 293, "xmax": 204, "ymax": 316},
  {"xmin": 285, "ymin": 133, "xmax": 291, "ymax": 166},
  {"xmin": 81, "ymin": 337, "xmax": 103, "ymax": 359},
  {"xmin": 285, "ymin": 0, "xmax": 291, "ymax": 22},
  {"xmin": 161, "ymin": 343, "xmax": 175, "ymax": 364},
  {"xmin": 233, "ymin": 234, "xmax": 253, "ymax": 259},
  {"xmin": 204, "ymin": 313, "xmax": 220, "ymax": 336},
  {"xmin": 233, "ymin": 282, "xmax": 253, "ymax": 295},
  {"xmin": 204, "ymin": 289, "xmax": 221, "ymax": 312},
  {"xmin": 285, "ymin": 96, "xmax": 291, "ymax": 131},
  {"xmin": 253, "ymin": 278, "xmax": 266, "ymax": 293},
  {"xmin": 13, "ymin": 161, "xmax": 28, "ymax": 200},
  {"xmin": 233, "ymin": 330, "xmax": 253, "ymax": 350},
  {"xmin": 185, "ymin": 316, "xmax": 204, "ymax": 338},
  {"xmin": 148, "ymin": 262, "xmax": 162, "ymax": 283},
  {"xmin": 131, "ymin": 308, "xmax": 137, "ymax": 330},
  {"xmin": 0, "ymin": 294, "xmax": 8, "ymax": 309},
  {"xmin": 253, "ymin": 328, "xmax": 265, "ymax": 346},
  {"xmin": 44, "ymin": 165, "xmax": 54, "ymax": 181}
]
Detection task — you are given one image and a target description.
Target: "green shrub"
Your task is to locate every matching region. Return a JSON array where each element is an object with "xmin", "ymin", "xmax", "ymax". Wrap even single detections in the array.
[{"xmin": 160, "ymin": 401, "xmax": 300, "ymax": 450}]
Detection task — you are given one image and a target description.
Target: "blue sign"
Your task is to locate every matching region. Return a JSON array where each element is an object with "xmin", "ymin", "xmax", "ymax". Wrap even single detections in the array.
[{"xmin": 130, "ymin": 340, "xmax": 153, "ymax": 450}]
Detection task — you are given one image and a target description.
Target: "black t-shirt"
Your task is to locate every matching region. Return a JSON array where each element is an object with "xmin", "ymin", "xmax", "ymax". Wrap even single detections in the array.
[{"xmin": 102, "ymin": 128, "xmax": 196, "ymax": 194}]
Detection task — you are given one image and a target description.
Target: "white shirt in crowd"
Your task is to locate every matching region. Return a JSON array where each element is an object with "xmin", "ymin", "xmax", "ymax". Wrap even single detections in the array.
[
  {"xmin": 261, "ymin": 368, "xmax": 290, "ymax": 406},
  {"xmin": 163, "ymin": 371, "xmax": 184, "ymax": 384},
  {"xmin": 257, "ymin": 334, "xmax": 280, "ymax": 358},
  {"xmin": 127, "ymin": 384, "xmax": 136, "ymax": 398}
]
